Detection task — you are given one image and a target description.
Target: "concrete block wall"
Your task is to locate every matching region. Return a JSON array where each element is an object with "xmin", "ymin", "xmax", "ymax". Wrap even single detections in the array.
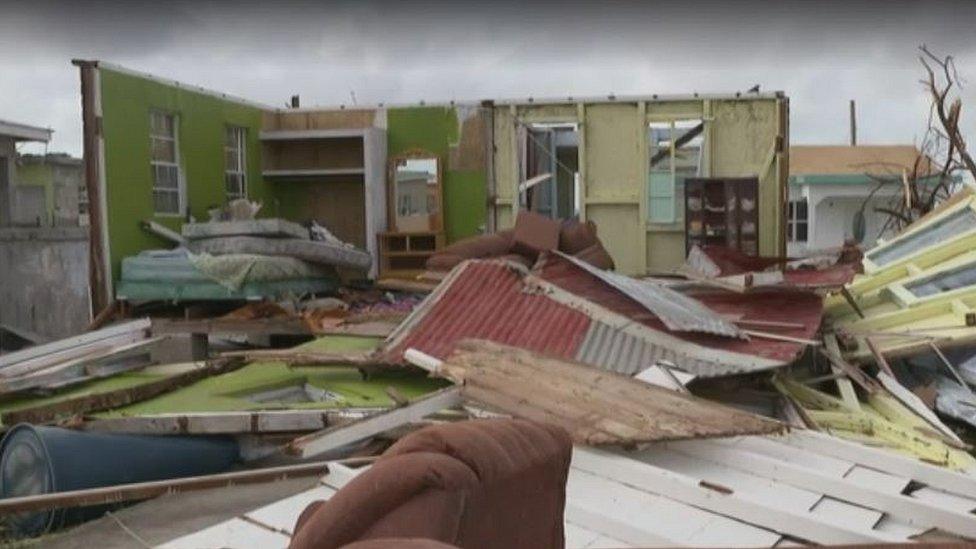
[{"xmin": 0, "ymin": 227, "xmax": 90, "ymax": 339}]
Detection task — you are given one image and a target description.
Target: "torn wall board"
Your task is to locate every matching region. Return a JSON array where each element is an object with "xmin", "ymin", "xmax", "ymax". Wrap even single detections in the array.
[
  {"xmin": 431, "ymin": 340, "xmax": 784, "ymax": 444},
  {"xmin": 379, "ymin": 259, "xmax": 791, "ymax": 377},
  {"xmin": 553, "ymin": 251, "xmax": 743, "ymax": 338},
  {"xmin": 189, "ymin": 237, "xmax": 371, "ymax": 271},
  {"xmin": 535, "ymin": 253, "xmax": 823, "ymax": 368}
]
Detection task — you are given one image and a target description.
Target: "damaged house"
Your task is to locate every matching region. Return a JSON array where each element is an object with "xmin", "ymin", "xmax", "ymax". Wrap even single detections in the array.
[{"xmin": 74, "ymin": 60, "xmax": 789, "ymax": 312}]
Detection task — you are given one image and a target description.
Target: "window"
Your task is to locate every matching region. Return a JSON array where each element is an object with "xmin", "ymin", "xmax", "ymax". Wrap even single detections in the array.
[
  {"xmin": 520, "ymin": 123, "xmax": 579, "ymax": 219},
  {"xmin": 787, "ymin": 199, "xmax": 808, "ymax": 242},
  {"xmin": 224, "ymin": 126, "xmax": 246, "ymax": 200},
  {"xmin": 867, "ymin": 206, "xmax": 976, "ymax": 267},
  {"xmin": 648, "ymin": 119, "xmax": 703, "ymax": 223},
  {"xmin": 150, "ymin": 111, "xmax": 181, "ymax": 215}
]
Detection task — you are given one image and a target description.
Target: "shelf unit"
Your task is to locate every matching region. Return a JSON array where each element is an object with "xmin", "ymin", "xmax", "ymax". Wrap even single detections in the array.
[
  {"xmin": 259, "ymin": 127, "xmax": 387, "ymax": 277},
  {"xmin": 377, "ymin": 231, "xmax": 444, "ymax": 279},
  {"xmin": 685, "ymin": 177, "xmax": 759, "ymax": 256}
]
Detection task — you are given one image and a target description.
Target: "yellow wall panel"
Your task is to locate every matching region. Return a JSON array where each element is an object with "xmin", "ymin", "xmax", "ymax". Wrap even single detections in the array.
[{"xmin": 587, "ymin": 204, "xmax": 644, "ymax": 274}]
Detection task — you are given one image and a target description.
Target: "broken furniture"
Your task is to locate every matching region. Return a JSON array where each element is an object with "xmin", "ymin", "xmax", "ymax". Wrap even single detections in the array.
[
  {"xmin": 378, "ymin": 152, "xmax": 445, "ymax": 279},
  {"xmin": 423, "ymin": 213, "xmax": 613, "ymax": 274},
  {"xmin": 260, "ymin": 126, "xmax": 387, "ymax": 277},
  {"xmin": 685, "ymin": 177, "xmax": 759, "ymax": 256},
  {"xmin": 289, "ymin": 419, "xmax": 572, "ymax": 549}
]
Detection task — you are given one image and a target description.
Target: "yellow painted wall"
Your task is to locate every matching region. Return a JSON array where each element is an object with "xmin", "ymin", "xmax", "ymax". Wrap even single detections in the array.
[{"xmin": 492, "ymin": 96, "xmax": 787, "ymax": 275}]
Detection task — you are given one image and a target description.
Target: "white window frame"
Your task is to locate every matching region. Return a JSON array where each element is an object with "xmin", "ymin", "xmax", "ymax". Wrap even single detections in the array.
[
  {"xmin": 224, "ymin": 126, "xmax": 247, "ymax": 201},
  {"xmin": 787, "ymin": 198, "xmax": 809, "ymax": 243},
  {"xmin": 150, "ymin": 110, "xmax": 184, "ymax": 216},
  {"xmin": 647, "ymin": 119, "xmax": 704, "ymax": 224}
]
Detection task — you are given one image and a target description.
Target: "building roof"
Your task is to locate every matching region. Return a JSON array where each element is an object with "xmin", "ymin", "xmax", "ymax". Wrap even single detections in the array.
[
  {"xmin": 0, "ymin": 119, "xmax": 51, "ymax": 142},
  {"xmin": 790, "ymin": 145, "xmax": 934, "ymax": 178},
  {"xmin": 159, "ymin": 429, "xmax": 976, "ymax": 548}
]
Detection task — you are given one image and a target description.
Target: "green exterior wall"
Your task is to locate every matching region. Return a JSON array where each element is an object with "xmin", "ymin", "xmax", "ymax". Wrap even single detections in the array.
[
  {"xmin": 99, "ymin": 68, "xmax": 271, "ymax": 279},
  {"xmin": 387, "ymin": 107, "xmax": 486, "ymax": 243}
]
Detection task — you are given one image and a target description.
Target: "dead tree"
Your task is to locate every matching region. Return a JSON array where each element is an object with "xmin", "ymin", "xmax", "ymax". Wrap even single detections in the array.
[{"xmin": 861, "ymin": 45, "xmax": 975, "ymax": 237}]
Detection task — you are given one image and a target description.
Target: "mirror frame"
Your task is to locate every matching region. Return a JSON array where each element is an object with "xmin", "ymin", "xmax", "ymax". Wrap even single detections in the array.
[{"xmin": 387, "ymin": 149, "xmax": 443, "ymax": 233}]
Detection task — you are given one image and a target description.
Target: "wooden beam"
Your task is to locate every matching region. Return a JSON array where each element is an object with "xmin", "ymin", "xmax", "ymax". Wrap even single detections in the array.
[
  {"xmin": 78, "ymin": 409, "xmax": 383, "ymax": 435},
  {"xmin": 286, "ymin": 387, "xmax": 463, "ymax": 458},
  {"xmin": 221, "ymin": 349, "xmax": 385, "ymax": 367},
  {"xmin": 152, "ymin": 317, "xmax": 311, "ymax": 337},
  {"xmin": 0, "ymin": 461, "xmax": 338, "ymax": 515}
]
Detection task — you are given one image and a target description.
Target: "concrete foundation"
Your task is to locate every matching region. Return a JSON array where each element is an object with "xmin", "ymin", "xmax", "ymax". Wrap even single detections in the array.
[{"xmin": 0, "ymin": 227, "xmax": 90, "ymax": 340}]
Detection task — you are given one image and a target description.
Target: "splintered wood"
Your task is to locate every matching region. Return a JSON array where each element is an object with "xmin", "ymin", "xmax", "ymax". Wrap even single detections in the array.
[{"xmin": 437, "ymin": 340, "xmax": 785, "ymax": 446}]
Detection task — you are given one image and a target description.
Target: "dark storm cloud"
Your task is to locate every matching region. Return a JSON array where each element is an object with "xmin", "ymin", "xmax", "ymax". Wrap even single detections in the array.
[{"xmin": 0, "ymin": 0, "xmax": 973, "ymax": 156}]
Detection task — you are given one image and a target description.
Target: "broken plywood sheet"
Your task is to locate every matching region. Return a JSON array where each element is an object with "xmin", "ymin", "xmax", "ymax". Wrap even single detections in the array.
[
  {"xmin": 182, "ymin": 219, "xmax": 309, "ymax": 240},
  {"xmin": 190, "ymin": 236, "xmax": 371, "ymax": 271},
  {"xmin": 435, "ymin": 340, "xmax": 784, "ymax": 445}
]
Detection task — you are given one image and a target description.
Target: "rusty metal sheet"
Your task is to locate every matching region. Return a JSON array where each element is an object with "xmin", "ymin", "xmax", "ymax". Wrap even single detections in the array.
[{"xmin": 556, "ymin": 252, "xmax": 743, "ymax": 338}]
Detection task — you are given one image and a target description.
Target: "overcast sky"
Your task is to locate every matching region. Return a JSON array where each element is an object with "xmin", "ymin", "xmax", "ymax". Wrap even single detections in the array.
[{"xmin": 1, "ymin": 0, "xmax": 974, "ymax": 157}]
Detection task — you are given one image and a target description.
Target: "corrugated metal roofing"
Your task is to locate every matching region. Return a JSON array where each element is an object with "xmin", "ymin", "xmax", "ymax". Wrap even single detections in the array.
[
  {"xmin": 383, "ymin": 261, "xmax": 591, "ymax": 362},
  {"xmin": 381, "ymin": 258, "xmax": 794, "ymax": 377},
  {"xmin": 538, "ymin": 253, "xmax": 823, "ymax": 367},
  {"xmin": 160, "ymin": 430, "xmax": 976, "ymax": 548},
  {"xmin": 576, "ymin": 322, "xmax": 742, "ymax": 377},
  {"xmin": 555, "ymin": 251, "xmax": 743, "ymax": 338}
]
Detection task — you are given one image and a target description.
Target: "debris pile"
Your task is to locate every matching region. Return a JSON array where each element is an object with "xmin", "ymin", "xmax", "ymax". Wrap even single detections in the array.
[{"xmin": 9, "ymin": 199, "xmax": 976, "ymax": 547}]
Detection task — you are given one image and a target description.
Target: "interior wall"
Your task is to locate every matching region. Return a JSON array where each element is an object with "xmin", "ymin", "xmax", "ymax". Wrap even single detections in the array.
[
  {"xmin": 386, "ymin": 106, "xmax": 487, "ymax": 243},
  {"xmin": 492, "ymin": 97, "xmax": 786, "ymax": 274}
]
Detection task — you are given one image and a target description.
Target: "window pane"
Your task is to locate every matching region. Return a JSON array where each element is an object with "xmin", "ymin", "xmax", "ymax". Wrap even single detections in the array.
[
  {"xmin": 796, "ymin": 200, "xmax": 808, "ymax": 220},
  {"xmin": 867, "ymin": 207, "xmax": 976, "ymax": 267},
  {"xmin": 225, "ymin": 127, "xmax": 237, "ymax": 147},
  {"xmin": 225, "ymin": 148, "xmax": 237, "ymax": 170},
  {"xmin": 648, "ymin": 171, "xmax": 675, "ymax": 222},
  {"xmin": 906, "ymin": 262, "xmax": 976, "ymax": 298},
  {"xmin": 151, "ymin": 112, "xmax": 173, "ymax": 137},
  {"xmin": 152, "ymin": 138, "xmax": 175, "ymax": 162},
  {"xmin": 154, "ymin": 165, "xmax": 178, "ymax": 189},
  {"xmin": 153, "ymin": 190, "xmax": 179, "ymax": 214},
  {"xmin": 796, "ymin": 222, "xmax": 808, "ymax": 242}
]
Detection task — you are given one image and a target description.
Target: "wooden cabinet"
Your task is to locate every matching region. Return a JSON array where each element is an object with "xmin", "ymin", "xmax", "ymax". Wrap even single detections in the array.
[
  {"xmin": 377, "ymin": 231, "xmax": 444, "ymax": 279},
  {"xmin": 685, "ymin": 177, "xmax": 759, "ymax": 255},
  {"xmin": 260, "ymin": 128, "xmax": 387, "ymax": 277}
]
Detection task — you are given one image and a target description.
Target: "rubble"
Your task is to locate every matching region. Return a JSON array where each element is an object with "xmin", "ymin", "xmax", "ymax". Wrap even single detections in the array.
[{"xmin": 13, "ymin": 196, "xmax": 976, "ymax": 547}]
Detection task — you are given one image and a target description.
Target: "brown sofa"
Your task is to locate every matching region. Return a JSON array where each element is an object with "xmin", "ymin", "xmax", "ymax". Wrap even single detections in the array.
[{"xmin": 289, "ymin": 419, "xmax": 573, "ymax": 549}]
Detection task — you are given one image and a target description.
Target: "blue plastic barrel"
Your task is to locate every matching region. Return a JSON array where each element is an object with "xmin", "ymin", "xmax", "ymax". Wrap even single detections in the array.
[{"xmin": 0, "ymin": 424, "xmax": 239, "ymax": 536}]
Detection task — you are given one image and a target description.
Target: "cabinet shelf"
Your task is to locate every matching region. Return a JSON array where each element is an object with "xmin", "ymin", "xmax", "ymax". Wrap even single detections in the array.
[{"xmin": 262, "ymin": 168, "xmax": 365, "ymax": 179}]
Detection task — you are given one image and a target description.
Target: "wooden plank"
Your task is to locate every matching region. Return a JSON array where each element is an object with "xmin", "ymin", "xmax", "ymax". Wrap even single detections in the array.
[
  {"xmin": 409, "ymin": 341, "xmax": 784, "ymax": 445},
  {"xmin": 822, "ymin": 334, "xmax": 875, "ymax": 400},
  {"xmin": 572, "ymin": 448, "xmax": 899, "ymax": 545},
  {"xmin": 0, "ymin": 358, "xmax": 245, "ymax": 425},
  {"xmin": 221, "ymin": 349, "xmax": 384, "ymax": 367},
  {"xmin": 674, "ymin": 438, "xmax": 976, "ymax": 539},
  {"xmin": 286, "ymin": 387, "xmax": 463, "ymax": 458},
  {"xmin": 79, "ymin": 409, "xmax": 383, "ymax": 435},
  {"xmin": 0, "ymin": 337, "xmax": 162, "ymax": 394},
  {"xmin": 782, "ymin": 430, "xmax": 976, "ymax": 499},
  {"xmin": 0, "ymin": 461, "xmax": 335, "ymax": 515},
  {"xmin": 152, "ymin": 317, "xmax": 311, "ymax": 336},
  {"xmin": 0, "ymin": 318, "xmax": 151, "ymax": 371}
]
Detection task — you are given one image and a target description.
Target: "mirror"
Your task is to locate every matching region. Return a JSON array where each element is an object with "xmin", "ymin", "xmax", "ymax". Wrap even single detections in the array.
[{"xmin": 389, "ymin": 153, "xmax": 441, "ymax": 233}]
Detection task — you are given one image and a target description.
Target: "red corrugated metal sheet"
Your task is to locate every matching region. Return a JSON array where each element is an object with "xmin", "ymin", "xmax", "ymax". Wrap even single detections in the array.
[
  {"xmin": 384, "ymin": 261, "xmax": 591, "ymax": 362},
  {"xmin": 537, "ymin": 253, "xmax": 822, "ymax": 363}
]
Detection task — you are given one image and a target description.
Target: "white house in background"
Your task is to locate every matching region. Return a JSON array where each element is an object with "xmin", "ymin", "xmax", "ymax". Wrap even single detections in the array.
[{"xmin": 787, "ymin": 145, "xmax": 937, "ymax": 257}]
